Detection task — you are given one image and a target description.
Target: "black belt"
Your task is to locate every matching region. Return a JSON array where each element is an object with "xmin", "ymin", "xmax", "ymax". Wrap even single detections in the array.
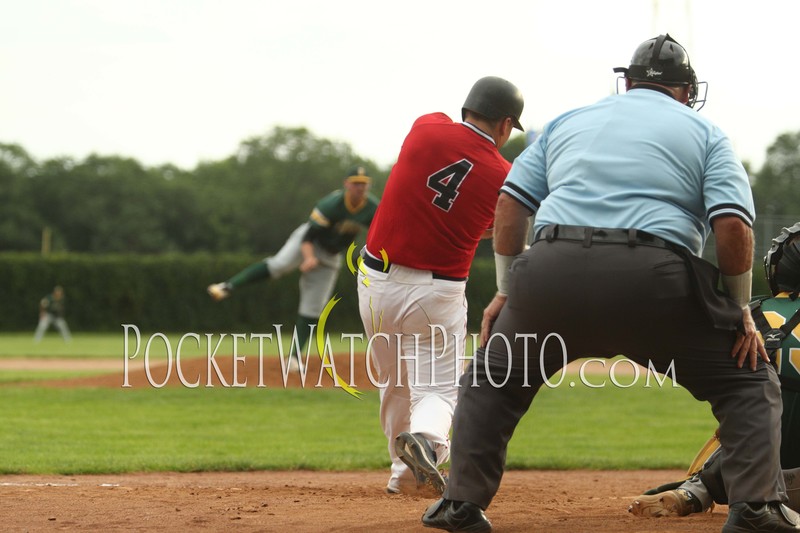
[
  {"xmin": 533, "ymin": 224, "xmax": 673, "ymax": 249},
  {"xmin": 360, "ymin": 251, "xmax": 467, "ymax": 282}
]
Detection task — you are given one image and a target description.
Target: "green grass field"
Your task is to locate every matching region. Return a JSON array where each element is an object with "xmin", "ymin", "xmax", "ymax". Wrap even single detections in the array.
[
  {"xmin": 0, "ymin": 333, "xmax": 718, "ymax": 475},
  {"xmin": 0, "ymin": 332, "xmax": 139, "ymax": 358},
  {"xmin": 0, "ymin": 331, "xmax": 339, "ymax": 358}
]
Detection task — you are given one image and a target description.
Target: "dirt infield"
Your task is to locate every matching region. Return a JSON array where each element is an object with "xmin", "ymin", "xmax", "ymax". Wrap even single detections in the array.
[
  {"xmin": 2, "ymin": 355, "xmax": 730, "ymax": 531},
  {"xmin": 27, "ymin": 351, "xmax": 641, "ymax": 390},
  {"xmin": 0, "ymin": 470, "xmax": 729, "ymax": 532}
]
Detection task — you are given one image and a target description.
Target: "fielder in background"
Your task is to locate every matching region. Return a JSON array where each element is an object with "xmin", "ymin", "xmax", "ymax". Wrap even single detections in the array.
[
  {"xmin": 33, "ymin": 285, "xmax": 72, "ymax": 343},
  {"xmin": 357, "ymin": 76, "xmax": 524, "ymax": 495},
  {"xmin": 208, "ymin": 167, "xmax": 378, "ymax": 366},
  {"xmin": 629, "ymin": 222, "xmax": 800, "ymax": 517},
  {"xmin": 421, "ymin": 35, "xmax": 798, "ymax": 533}
]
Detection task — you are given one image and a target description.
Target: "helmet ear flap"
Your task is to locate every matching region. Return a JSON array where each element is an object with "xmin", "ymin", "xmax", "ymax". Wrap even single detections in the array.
[
  {"xmin": 764, "ymin": 222, "xmax": 800, "ymax": 296},
  {"xmin": 689, "ymin": 71, "xmax": 698, "ymax": 104}
]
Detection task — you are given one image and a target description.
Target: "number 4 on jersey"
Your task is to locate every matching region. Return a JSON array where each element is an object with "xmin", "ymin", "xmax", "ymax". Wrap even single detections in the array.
[{"xmin": 427, "ymin": 159, "xmax": 473, "ymax": 212}]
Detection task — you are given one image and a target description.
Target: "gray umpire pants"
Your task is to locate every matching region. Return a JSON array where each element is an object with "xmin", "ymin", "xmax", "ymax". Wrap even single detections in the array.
[{"xmin": 445, "ymin": 237, "xmax": 785, "ymax": 509}]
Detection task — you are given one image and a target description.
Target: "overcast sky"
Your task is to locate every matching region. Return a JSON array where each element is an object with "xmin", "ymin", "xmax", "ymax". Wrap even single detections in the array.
[{"xmin": 1, "ymin": 0, "xmax": 797, "ymax": 172}]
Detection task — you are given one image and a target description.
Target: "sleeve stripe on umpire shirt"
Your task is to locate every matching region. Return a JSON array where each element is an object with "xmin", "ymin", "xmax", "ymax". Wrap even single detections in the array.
[
  {"xmin": 707, "ymin": 203, "xmax": 754, "ymax": 227},
  {"xmin": 500, "ymin": 182, "xmax": 540, "ymax": 213}
]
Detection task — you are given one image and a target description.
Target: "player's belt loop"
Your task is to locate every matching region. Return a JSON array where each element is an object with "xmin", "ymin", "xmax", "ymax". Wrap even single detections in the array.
[
  {"xmin": 582, "ymin": 227, "xmax": 593, "ymax": 248},
  {"xmin": 628, "ymin": 228, "xmax": 637, "ymax": 247},
  {"xmin": 544, "ymin": 224, "xmax": 557, "ymax": 242}
]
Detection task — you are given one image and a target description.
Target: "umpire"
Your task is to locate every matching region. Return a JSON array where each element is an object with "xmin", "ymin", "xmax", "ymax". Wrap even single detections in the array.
[{"xmin": 421, "ymin": 34, "xmax": 798, "ymax": 532}]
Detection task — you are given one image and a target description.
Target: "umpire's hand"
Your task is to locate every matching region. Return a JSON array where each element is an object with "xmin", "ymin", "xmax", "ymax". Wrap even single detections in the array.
[
  {"xmin": 732, "ymin": 305, "xmax": 769, "ymax": 371},
  {"xmin": 480, "ymin": 293, "xmax": 508, "ymax": 347}
]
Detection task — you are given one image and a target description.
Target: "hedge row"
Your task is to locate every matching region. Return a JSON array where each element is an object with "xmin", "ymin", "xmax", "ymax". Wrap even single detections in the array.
[{"xmin": 0, "ymin": 253, "xmax": 498, "ymax": 334}]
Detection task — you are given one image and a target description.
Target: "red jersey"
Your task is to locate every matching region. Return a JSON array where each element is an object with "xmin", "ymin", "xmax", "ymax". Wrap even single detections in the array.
[{"xmin": 366, "ymin": 113, "xmax": 512, "ymax": 278}]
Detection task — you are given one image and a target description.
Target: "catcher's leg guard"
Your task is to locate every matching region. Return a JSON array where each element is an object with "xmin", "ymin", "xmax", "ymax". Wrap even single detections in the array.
[
  {"xmin": 633, "ymin": 430, "xmax": 723, "ymax": 516},
  {"xmin": 687, "ymin": 428, "xmax": 721, "ymax": 477}
]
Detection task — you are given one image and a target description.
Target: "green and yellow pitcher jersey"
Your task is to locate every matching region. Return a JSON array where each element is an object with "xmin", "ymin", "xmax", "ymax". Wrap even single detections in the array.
[
  {"xmin": 308, "ymin": 190, "xmax": 379, "ymax": 254},
  {"xmin": 760, "ymin": 293, "xmax": 800, "ymax": 468}
]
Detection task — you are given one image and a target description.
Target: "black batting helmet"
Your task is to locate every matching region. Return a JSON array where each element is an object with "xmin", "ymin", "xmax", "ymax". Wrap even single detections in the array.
[
  {"xmin": 613, "ymin": 34, "xmax": 704, "ymax": 109},
  {"xmin": 764, "ymin": 222, "xmax": 800, "ymax": 296},
  {"xmin": 462, "ymin": 76, "xmax": 524, "ymax": 131}
]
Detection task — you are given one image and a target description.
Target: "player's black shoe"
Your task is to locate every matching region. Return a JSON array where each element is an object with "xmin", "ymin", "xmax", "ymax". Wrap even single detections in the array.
[
  {"xmin": 394, "ymin": 432, "xmax": 446, "ymax": 495},
  {"xmin": 722, "ymin": 502, "xmax": 800, "ymax": 532},
  {"xmin": 422, "ymin": 498, "xmax": 491, "ymax": 532}
]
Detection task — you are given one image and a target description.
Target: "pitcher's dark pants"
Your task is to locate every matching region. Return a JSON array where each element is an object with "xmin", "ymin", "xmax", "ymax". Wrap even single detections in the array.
[{"xmin": 445, "ymin": 238, "xmax": 785, "ymax": 509}]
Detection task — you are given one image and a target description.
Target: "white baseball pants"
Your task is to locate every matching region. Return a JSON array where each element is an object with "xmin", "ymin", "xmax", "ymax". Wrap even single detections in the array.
[{"xmin": 357, "ymin": 260, "xmax": 468, "ymax": 489}]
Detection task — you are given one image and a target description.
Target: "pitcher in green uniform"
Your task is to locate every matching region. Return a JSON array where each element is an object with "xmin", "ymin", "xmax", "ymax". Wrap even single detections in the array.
[{"xmin": 208, "ymin": 166, "xmax": 379, "ymax": 368}]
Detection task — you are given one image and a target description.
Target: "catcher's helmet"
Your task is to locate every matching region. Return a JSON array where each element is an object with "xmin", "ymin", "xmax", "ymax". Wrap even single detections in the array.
[
  {"xmin": 764, "ymin": 222, "xmax": 800, "ymax": 296},
  {"xmin": 462, "ymin": 76, "xmax": 524, "ymax": 131},
  {"xmin": 613, "ymin": 34, "xmax": 705, "ymax": 110}
]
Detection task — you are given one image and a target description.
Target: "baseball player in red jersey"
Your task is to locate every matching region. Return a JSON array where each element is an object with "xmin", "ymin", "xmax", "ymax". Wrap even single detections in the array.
[{"xmin": 357, "ymin": 77, "xmax": 524, "ymax": 495}]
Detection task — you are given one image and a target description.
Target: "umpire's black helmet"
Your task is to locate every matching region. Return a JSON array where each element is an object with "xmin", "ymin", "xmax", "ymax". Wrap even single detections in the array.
[
  {"xmin": 765, "ymin": 222, "xmax": 800, "ymax": 296},
  {"xmin": 613, "ymin": 34, "xmax": 703, "ymax": 109},
  {"xmin": 462, "ymin": 76, "xmax": 524, "ymax": 131}
]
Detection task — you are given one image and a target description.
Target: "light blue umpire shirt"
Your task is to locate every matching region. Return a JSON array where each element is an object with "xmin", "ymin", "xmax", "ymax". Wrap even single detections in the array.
[{"xmin": 501, "ymin": 86, "xmax": 755, "ymax": 257}]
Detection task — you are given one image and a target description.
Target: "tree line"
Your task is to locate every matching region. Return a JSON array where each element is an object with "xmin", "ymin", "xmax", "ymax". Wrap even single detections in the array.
[{"xmin": 0, "ymin": 127, "xmax": 796, "ymax": 256}]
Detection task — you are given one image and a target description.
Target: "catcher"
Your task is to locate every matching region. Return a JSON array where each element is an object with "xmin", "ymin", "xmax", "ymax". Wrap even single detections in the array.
[{"xmin": 630, "ymin": 222, "xmax": 800, "ymax": 517}]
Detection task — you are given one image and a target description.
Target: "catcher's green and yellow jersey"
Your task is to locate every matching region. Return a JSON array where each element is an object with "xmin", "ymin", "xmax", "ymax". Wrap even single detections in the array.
[
  {"xmin": 308, "ymin": 190, "xmax": 379, "ymax": 254},
  {"xmin": 760, "ymin": 293, "xmax": 800, "ymax": 468},
  {"xmin": 763, "ymin": 294, "xmax": 800, "ymax": 379}
]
